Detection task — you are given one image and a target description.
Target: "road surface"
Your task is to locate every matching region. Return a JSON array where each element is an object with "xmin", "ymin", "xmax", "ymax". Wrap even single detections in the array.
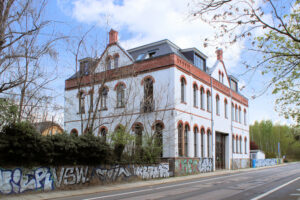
[{"xmin": 58, "ymin": 163, "xmax": 300, "ymax": 200}]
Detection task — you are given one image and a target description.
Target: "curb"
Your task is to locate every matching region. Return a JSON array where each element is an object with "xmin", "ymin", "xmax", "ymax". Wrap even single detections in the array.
[{"xmin": 2, "ymin": 163, "xmax": 292, "ymax": 200}]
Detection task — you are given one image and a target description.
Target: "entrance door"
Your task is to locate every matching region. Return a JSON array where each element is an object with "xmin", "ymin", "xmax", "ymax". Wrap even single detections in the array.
[{"xmin": 216, "ymin": 132, "xmax": 225, "ymax": 169}]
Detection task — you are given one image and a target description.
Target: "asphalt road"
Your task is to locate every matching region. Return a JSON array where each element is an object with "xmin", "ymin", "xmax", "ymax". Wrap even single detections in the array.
[{"xmin": 58, "ymin": 163, "xmax": 300, "ymax": 200}]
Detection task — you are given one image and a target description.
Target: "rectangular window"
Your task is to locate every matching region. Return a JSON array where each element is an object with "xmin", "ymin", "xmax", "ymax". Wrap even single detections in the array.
[
  {"xmin": 244, "ymin": 111, "xmax": 247, "ymax": 125},
  {"xmin": 89, "ymin": 92, "xmax": 93, "ymax": 112},
  {"xmin": 194, "ymin": 54, "xmax": 205, "ymax": 71},
  {"xmin": 79, "ymin": 93, "xmax": 85, "ymax": 113},
  {"xmin": 231, "ymin": 104, "xmax": 234, "ymax": 121},
  {"xmin": 225, "ymin": 102, "xmax": 228, "ymax": 118}
]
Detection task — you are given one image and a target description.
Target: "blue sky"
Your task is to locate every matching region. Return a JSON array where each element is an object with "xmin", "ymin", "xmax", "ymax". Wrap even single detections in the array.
[{"xmin": 43, "ymin": 0, "xmax": 293, "ymax": 126}]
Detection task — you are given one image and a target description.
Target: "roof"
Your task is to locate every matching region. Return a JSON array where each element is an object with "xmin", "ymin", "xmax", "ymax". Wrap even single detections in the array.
[{"xmin": 34, "ymin": 121, "xmax": 63, "ymax": 134}]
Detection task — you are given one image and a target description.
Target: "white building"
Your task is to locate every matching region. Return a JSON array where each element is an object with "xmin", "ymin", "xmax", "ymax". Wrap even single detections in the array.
[{"xmin": 64, "ymin": 30, "xmax": 250, "ymax": 170}]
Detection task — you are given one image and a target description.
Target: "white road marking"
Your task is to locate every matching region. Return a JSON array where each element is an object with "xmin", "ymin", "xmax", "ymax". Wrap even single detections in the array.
[
  {"xmin": 81, "ymin": 169, "xmax": 288, "ymax": 200},
  {"xmin": 290, "ymin": 194, "xmax": 300, "ymax": 196},
  {"xmin": 297, "ymin": 189, "xmax": 300, "ymax": 191},
  {"xmin": 251, "ymin": 177, "xmax": 300, "ymax": 200}
]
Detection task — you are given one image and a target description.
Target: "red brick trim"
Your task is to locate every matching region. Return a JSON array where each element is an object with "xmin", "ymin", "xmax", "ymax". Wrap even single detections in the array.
[
  {"xmin": 216, "ymin": 93, "xmax": 220, "ymax": 99},
  {"xmin": 175, "ymin": 108, "xmax": 211, "ymax": 121},
  {"xmin": 207, "ymin": 128, "xmax": 212, "ymax": 134},
  {"xmin": 114, "ymin": 124, "xmax": 123, "ymax": 131},
  {"xmin": 206, "ymin": 88, "xmax": 211, "ymax": 93},
  {"xmin": 70, "ymin": 128, "xmax": 78, "ymax": 135},
  {"xmin": 177, "ymin": 120, "xmax": 184, "ymax": 128},
  {"xmin": 200, "ymin": 126, "xmax": 206, "ymax": 134},
  {"xmin": 98, "ymin": 126, "xmax": 108, "ymax": 136},
  {"xmin": 180, "ymin": 75, "xmax": 187, "ymax": 84},
  {"xmin": 244, "ymin": 136, "xmax": 247, "ymax": 141},
  {"xmin": 152, "ymin": 120, "xmax": 165, "ymax": 130},
  {"xmin": 184, "ymin": 122, "xmax": 190, "ymax": 131},
  {"xmin": 131, "ymin": 122, "xmax": 144, "ymax": 131},
  {"xmin": 114, "ymin": 81, "xmax": 126, "ymax": 90},
  {"xmin": 224, "ymin": 98, "xmax": 228, "ymax": 103},
  {"xmin": 141, "ymin": 75, "xmax": 155, "ymax": 85},
  {"xmin": 193, "ymin": 124, "xmax": 199, "ymax": 132},
  {"xmin": 192, "ymin": 81, "xmax": 198, "ymax": 89}
]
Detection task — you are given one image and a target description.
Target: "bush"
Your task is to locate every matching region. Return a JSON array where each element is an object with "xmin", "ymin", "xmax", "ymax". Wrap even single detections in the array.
[{"xmin": 0, "ymin": 122, "xmax": 113, "ymax": 166}]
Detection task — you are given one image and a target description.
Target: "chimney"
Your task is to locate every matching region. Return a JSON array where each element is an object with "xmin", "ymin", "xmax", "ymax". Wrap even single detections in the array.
[
  {"xmin": 109, "ymin": 29, "xmax": 118, "ymax": 44},
  {"xmin": 216, "ymin": 48, "xmax": 223, "ymax": 61}
]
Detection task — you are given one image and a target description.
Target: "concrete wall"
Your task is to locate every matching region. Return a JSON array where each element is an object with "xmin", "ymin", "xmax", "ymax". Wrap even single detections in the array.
[
  {"xmin": 252, "ymin": 159, "xmax": 283, "ymax": 168},
  {"xmin": 173, "ymin": 158, "xmax": 213, "ymax": 176},
  {"xmin": 0, "ymin": 164, "xmax": 170, "ymax": 195},
  {"xmin": 231, "ymin": 158, "xmax": 250, "ymax": 170}
]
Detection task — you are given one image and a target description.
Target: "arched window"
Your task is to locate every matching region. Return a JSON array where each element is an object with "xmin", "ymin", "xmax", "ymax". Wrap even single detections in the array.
[
  {"xmin": 236, "ymin": 135, "xmax": 239, "ymax": 153},
  {"xmin": 113, "ymin": 54, "xmax": 119, "ymax": 69},
  {"xmin": 143, "ymin": 77, "xmax": 154, "ymax": 112},
  {"xmin": 106, "ymin": 56, "xmax": 112, "ymax": 70},
  {"xmin": 70, "ymin": 129, "xmax": 78, "ymax": 136},
  {"xmin": 133, "ymin": 123, "xmax": 143, "ymax": 149},
  {"xmin": 207, "ymin": 90, "xmax": 211, "ymax": 112},
  {"xmin": 78, "ymin": 91, "xmax": 86, "ymax": 113},
  {"xmin": 240, "ymin": 136, "xmax": 242, "ymax": 153},
  {"xmin": 232, "ymin": 134, "xmax": 235, "ymax": 153},
  {"xmin": 244, "ymin": 137, "xmax": 247, "ymax": 154},
  {"xmin": 207, "ymin": 129, "xmax": 211, "ymax": 157},
  {"xmin": 180, "ymin": 77, "xmax": 186, "ymax": 102},
  {"xmin": 216, "ymin": 95, "xmax": 220, "ymax": 115},
  {"xmin": 201, "ymin": 128, "xmax": 205, "ymax": 157},
  {"xmin": 184, "ymin": 124, "xmax": 189, "ymax": 157},
  {"xmin": 239, "ymin": 107, "xmax": 241, "ymax": 123},
  {"xmin": 116, "ymin": 83, "xmax": 125, "ymax": 108},
  {"xmin": 98, "ymin": 126, "xmax": 107, "ymax": 142},
  {"xmin": 200, "ymin": 87, "xmax": 205, "ymax": 109},
  {"xmin": 194, "ymin": 126, "xmax": 198, "ymax": 157},
  {"xmin": 244, "ymin": 109, "xmax": 247, "ymax": 125},
  {"xmin": 224, "ymin": 99, "xmax": 228, "ymax": 118},
  {"xmin": 154, "ymin": 122, "xmax": 164, "ymax": 157},
  {"xmin": 178, "ymin": 123, "xmax": 183, "ymax": 157},
  {"xmin": 193, "ymin": 84, "xmax": 198, "ymax": 107},
  {"xmin": 99, "ymin": 87, "xmax": 108, "ymax": 110},
  {"xmin": 231, "ymin": 103, "xmax": 234, "ymax": 121},
  {"xmin": 235, "ymin": 105, "xmax": 238, "ymax": 122}
]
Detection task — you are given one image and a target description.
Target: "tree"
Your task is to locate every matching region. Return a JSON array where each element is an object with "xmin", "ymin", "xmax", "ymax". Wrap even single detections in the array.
[
  {"xmin": 0, "ymin": 0, "xmax": 62, "ymax": 124},
  {"xmin": 190, "ymin": 0, "xmax": 300, "ymax": 125}
]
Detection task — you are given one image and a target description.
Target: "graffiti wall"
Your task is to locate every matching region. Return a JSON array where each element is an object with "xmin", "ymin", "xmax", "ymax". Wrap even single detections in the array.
[
  {"xmin": 0, "ymin": 163, "xmax": 170, "ymax": 195},
  {"xmin": 174, "ymin": 158, "xmax": 213, "ymax": 176},
  {"xmin": 232, "ymin": 159, "xmax": 250, "ymax": 170},
  {"xmin": 252, "ymin": 159, "xmax": 280, "ymax": 168}
]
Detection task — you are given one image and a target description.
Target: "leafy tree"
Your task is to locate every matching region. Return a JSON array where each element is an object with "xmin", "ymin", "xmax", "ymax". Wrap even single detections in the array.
[
  {"xmin": 0, "ymin": 98, "xmax": 18, "ymax": 129},
  {"xmin": 190, "ymin": 0, "xmax": 300, "ymax": 125}
]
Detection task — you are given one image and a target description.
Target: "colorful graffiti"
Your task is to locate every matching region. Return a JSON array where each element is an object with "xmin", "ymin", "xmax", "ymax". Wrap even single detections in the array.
[
  {"xmin": 232, "ymin": 159, "xmax": 250, "ymax": 169},
  {"xmin": 252, "ymin": 159, "xmax": 279, "ymax": 168},
  {"xmin": 0, "ymin": 163, "xmax": 170, "ymax": 195},
  {"xmin": 175, "ymin": 158, "xmax": 213, "ymax": 175}
]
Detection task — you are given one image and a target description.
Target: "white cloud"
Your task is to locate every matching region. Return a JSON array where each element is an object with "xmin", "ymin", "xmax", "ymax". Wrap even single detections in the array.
[{"xmin": 58, "ymin": 0, "xmax": 246, "ymax": 69}]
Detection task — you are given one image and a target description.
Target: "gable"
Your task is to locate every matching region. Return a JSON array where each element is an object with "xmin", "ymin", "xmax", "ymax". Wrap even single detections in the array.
[
  {"xmin": 95, "ymin": 43, "xmax": 134, "ymax": 73},
  {"xmin": 210, "ymin": 60, "xmax": 230, "ymax": 88}
]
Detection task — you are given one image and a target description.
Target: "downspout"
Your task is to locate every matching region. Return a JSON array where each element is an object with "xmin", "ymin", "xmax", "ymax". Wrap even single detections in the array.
[
  {"xmin": 230, "ymin": 89, "xmax": 233, "ymax": 170},
  {"xmin": 210, "ymin": 77, "xmax": 214, "ymax": 171}
]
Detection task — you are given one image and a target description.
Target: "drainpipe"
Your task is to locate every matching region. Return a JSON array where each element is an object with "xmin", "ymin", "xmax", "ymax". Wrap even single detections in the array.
[
  {"xmin": 210, "ymin": 77, "xmax": 215, "ymax": 171},
  {"xmin": 230, "ymin": 90, "xmax": 233, "ymax": 170}
]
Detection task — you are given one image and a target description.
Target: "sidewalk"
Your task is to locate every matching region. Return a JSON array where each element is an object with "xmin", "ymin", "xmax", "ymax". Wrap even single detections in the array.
[{"xmin": 2, "ymin": 163, "xmax": 288, "ymax": 200}]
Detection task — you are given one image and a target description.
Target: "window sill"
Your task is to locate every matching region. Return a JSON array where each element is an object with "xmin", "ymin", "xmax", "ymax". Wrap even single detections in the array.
[
  {"xmin": 116, "ymin": 106, "xmax": 125, "ymax": 109},
  {"xmin": 77, "ymin": 112, "xmax": 85, "ymax": 115},
  {"xmin": 180, "ymin": 101, "xmax": 187, "ymax": 105},
  {"xmin": 200, "ymin": 108, "xmax": 205, "ymax": 111},
  {"xmin": 99, "ymin": 107, "xmax": 108, "ymax": 111},
  {"xmin": 193, "ymin": 106, "xmax": 198, "ymax": 109}
]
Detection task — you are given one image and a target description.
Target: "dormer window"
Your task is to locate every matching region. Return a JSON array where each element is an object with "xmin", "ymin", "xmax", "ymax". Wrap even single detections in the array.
[
  {"xmin": 80, "ymin": 61, "xmax": 90, "ymax": 75},
  {"xmin": 194, "ymin": 54, "xmax": 205, "ymax": 71},
  {"xmin": 230, "ymin": 80, "xmax": 238, "ymax": 92},
  {"xmin": 136, "ymin": 53, "xmax": 145, "ymax": 61},
  {"xmin": 145, "ymin": 50, "xmax": 157, "ymax": 59}
]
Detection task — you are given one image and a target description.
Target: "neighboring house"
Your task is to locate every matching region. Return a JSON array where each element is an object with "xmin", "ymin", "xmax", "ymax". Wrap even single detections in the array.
[
  {"xmin": 64, "ymin": 29, "xmax": 249, "ymax": 170},
  {"xmin": 250, "ymin": 150, "xmax": 265, "ymax": 160},
  {"xmin": 34, "ymin": 121, "xmax": 63, "ymax": 136}
]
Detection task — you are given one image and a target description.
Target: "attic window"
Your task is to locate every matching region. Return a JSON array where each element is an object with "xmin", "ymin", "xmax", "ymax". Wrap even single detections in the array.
[
  {"xmin": 194, "ymin": 54, "xmax": 205, "ymax": 71},
  {"xmin": 148, "ymin": 51, "xmax": 156, "ymax": 58},
  {"xmin": 136, "ymin": 53, "xmax": 145, "ymax": 61}
]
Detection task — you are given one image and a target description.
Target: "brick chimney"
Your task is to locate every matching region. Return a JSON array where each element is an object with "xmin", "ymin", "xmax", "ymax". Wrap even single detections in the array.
[
  {"xmin": 109, "ymin": 29, "xmax": 118, "ymax": 44},
  {"xmin": 216, "ymin": 48, "xmax": 223, "ymax": 61}
]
